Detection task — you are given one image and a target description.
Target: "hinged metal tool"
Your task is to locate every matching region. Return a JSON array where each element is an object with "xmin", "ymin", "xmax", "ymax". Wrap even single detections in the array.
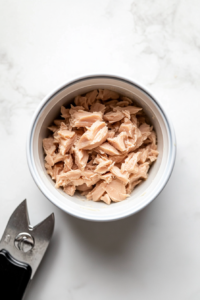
[{"xmin": 0, "ymin": 200, "xmax": 55, "ymax": 300}]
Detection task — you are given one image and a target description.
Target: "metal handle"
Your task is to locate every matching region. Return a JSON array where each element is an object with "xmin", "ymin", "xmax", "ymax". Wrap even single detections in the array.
[{"xmin": 0, "ymin": 249, "xmax": 32, "ymax": 300}]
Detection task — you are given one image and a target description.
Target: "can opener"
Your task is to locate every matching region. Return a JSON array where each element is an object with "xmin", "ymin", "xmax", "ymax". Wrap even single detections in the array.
[{"xmin": 0, "ymin": 200, "xmax": 55, "ymax": 300}]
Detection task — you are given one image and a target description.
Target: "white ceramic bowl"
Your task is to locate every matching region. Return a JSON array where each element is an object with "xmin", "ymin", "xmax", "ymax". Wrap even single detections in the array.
[{"xmin": 27, "ymin": 74, "xmax": 176, "ymax": 221}]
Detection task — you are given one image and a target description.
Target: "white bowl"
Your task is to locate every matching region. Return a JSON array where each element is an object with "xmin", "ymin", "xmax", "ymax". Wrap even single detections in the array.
[{"xmin": 27, "ymin": 74, "xmax": 176, "ymax": 221}]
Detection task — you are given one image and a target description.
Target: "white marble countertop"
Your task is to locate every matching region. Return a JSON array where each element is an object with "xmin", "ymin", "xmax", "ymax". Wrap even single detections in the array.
[{"xmin": 0, "ymin": 1, "xmax": 200, "ymax": 299}]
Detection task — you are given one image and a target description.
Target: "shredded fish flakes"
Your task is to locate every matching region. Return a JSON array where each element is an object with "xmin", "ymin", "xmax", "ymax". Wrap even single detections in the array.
[{"xmin": 43, "ymin": 89, "xmax": 159, "ymax": 204}]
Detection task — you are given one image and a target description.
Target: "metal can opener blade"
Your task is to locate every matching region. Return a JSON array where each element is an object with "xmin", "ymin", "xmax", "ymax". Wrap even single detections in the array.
[{"xmin": 0, "ymin": 199, "xmax": 55, "ymax": 300}]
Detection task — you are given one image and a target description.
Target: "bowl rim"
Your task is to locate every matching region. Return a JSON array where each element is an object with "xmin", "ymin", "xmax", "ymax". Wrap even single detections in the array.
[{"xmin": 26, "ymin": 73, "xmax": 176, "ymax": 221}]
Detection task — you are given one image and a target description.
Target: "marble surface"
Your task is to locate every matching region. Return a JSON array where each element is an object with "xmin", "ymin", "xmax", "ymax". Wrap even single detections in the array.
[{"xmin": 0, "ymin": 0, "xmax": 200, "ymax": 299}]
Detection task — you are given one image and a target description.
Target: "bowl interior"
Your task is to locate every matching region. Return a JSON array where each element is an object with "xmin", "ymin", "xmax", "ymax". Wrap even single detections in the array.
[{"xmin": 29, "ymin": 76, "xmax": 173, "ymax": 221}]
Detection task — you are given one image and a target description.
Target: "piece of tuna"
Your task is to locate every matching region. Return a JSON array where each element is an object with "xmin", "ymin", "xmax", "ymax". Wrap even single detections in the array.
[
  {"xmin": 63, "ymin": 154, "xmax": 73, "ymax": 172},
  {"xmin": 77, "ymin": 121, "xmax": 108, "ymax": 150},
  {"xmin": 133, "ymin": 123, "xmax": 152, "ymax": 150},
  {"xmin": 64, "ymin": 185, "xmax": 76, "ymax": 196},
  {"xmin": 138, "ymin": 147, "xmax": 149, "ymax": 164},
  {"xmin": 148, "ymin": 131, "xmax": 157, "ymax": 148},
  {"xmin": 109, "ymin": 153, "xmax": 127, "ymax": 163},
  {"xmin": 119, "ymin": 118, "xmax": 136, "ymax": 138},
  {"xmin": 90, "ymin": 102, "xmax": 106, "ymax": 113},
  {"xmin": 110, "ymin": 165, "xmax": 129, "ymax": 184},
  {"xmin": 107, "ymin": 131, "xmax": 115, "ymax": 139},
  {"xmin": 76, "ymin": 183, "xmax": 93, "ymax": 192},
  {"xmin": 104, "ymin": 100, "xmax": 119, "ymax": 107},
  {"xmin": 100, "ymin": 193, "xmax": 111, "ymax": 205},
  {"xmin": 104, "ymin": 110, "xmax": 124, "ymax": 123},
  {"xmin": 61, "ymin": 106, "xmax": 70, "ymax": 118},
  {"xmin": 96, "ymin": 142, "xmax": 120, "ymax": 156},
  {"xmin": 86, "ymin": 90, "xmax": 98, "ymax": 106},
  {"xmin": 121, "ymin": 152, "xmax": 141, "ymax": 174},
  {"xmin": 100, "ymin": 172, "xmax": 114, "ymax": 184},
  {"xmin": 54, "ymin": 119, "xmax": 64, "ymax": 126},
  {"xmin": 81, "ymin": 170, "xmax": 100, "ymax": 187},
  {"xmin": 43, "ymin": 137, "xmax": 57, "ymax": 155},
  {"xmin": 129, "ymin": 163, "xmax": 150, "ymax": 183},
  {"xmin": 120, "ymin": 96, "xmax": 133, "ymax": 104},
  {"xmin": 86, "ymin": 181, "xmax": 107, "ymax": 201},
  {"xmin": 126, "ymin": 179, "xmax": 142, "ymax": 194},
  {"xmin": 94, "ymin": 158, "xmax": 113, "ymax": 174},
  {"xmin": 58, "ymin": 133, "xmax": 76, "ymax": 155},
  {"xmin": 74, "ymin": 96, "xmax": 89, "ymax": 111},
  {"xmin": 44, "ymin": 163, "xmax": 53, "ymax": 177},
  {"xmin": 48, "ymin": 125, "xmax": 59, "ymax": 133},
  {"xmin": 56, "ymin": 169, "xmax": 82, "ymax": 188},
  {"xmin": 104, "ymin": 179, "xmax": 129, "ymax": 202},
  {"xmin": 147, "ymin": 146, "xmax": 159, "ymax": 162},
  {"xmin": 107, "ymin": 132, "xmax": 128, "ymax": 152},
  {"xmin": 97, "ymin": 89, "xmax": 119, "ymax": 101},
  {"xmin": 51, "ymin": 162, "xmax": 64, "ymax": 180},
  {"xmin": 70, "ymin": 110, "xmax": 103, "ymax": 128},
  {"xmin": 69, "ymin": 105, "xmax": 85, "ymax": 114},
  {"xmin": 45, "ymin": 152, "xmax": 67, "ymax": 167},
  {"xmin": 74, "ymin": 147, "xmax": 89, "ymax": 170},
  {"xmin": 113, "ymin": 106, "xmax": 142, "ymax": 114}
]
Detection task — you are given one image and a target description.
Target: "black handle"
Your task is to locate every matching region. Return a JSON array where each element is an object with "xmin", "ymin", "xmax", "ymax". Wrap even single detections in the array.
[{"xmin": 0, "ymin": 249, "xmax": 32, "ymax": 300}]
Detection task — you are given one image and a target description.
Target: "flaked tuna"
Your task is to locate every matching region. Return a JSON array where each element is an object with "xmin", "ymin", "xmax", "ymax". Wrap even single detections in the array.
[
  {"xmin": 86, "ymin": 181, "xmax": 107, "ymax": 201},
  {"xmin": 45, "ymin": 163, "xmax": 53, "ymax": 177},
  {"xmin": 126, "ymin": 180, "xmax": 142, "ymax": 194},
  {"xmin": 109, "ymin": 153, "xmax": 127, "ymax": 163},
  {"xmin": 54, "ymin": 119, "xmax": 64, "ymax": 126},
  {"xmin": 120, "ymin": 96, "xmax": 133, "ymax": 104},
  {"xmin": 63, "ymin": 154, "xmax": 73, "ymax": 172},
  {"xmin": 132, "ymin": 125, "xmax": 151, "ymax": 151},
  {"xmin": 100, "ymin": 172, "xmax": 114, "ymax": 184},
  {"xmin": 70, "ymin": 110, "xmax": 103, "ymax": 128},
  {"xmin": 77, "ymin": 121, "xmax": 108, "ymax": 150},
  {"xmin": 58, "ymin": 123, "xmax": 75, "ymax": 139},
  {"xmin": 43, "ymin": 137, "xmax": 56, "ymax": 155},
  {"xmin": 48, "ymin": 125, "xmax": 58, "ymax": 133},
  {"xmin": 74, "ymin": 96, "xmax": 89, "ymax": 110},
  {"xmin": 107, "ymin": 132, "xmax": 128, "ymax": 152},
  {"xmin": 97, "ymin": 89, "xmax": 119, "ymax": 101},
  {"xmin": 96, "ymin": 142, "xmax": 120, "ymax": 156},
  {"xmin": 51, "ymin": 162, "xmax": 64, "ymax": 180},
  {"xmin": 43, "ymin": 88, "xmax": 159, "ymax": 204},
  {"xmin": 104, "ymin": 110, "xmax": 124, "ymax": 123},
  {"xmin": 94, "ymin": 158, "xmax": 113, "ymax": 174},
  {"xmin": 81, "ymin": 170, "xmax": 100, "ymax": 187},
  {"xmin": 76, "ymin": 183, "xmax": 92, "ymax": 192},
  {"xmin": 148, "ymin": 131, "xmax": 157, "ymax": 148},
  {"xmin": 113, "ymin": 106, "xmax": 142, "ymax": 115},
  {"xmin": 110, "ymin": 165, "xmax": 129, "ymax": 184},
  {"xmin": 61, "ymin": 106, "xmax": 70, "ymax": 118},
  {"xmin": 129, "ymin": 163, "xmax": 150, "ymax": 183},
  {"xmin": 74, "ymin": 147, "xmax": 89, "ymax": 170},
  {"xmin": 64, "ymin": 185, "xmax": 76, "ymax": 196},
  {"xmin": 58, "ymin": 133, "xmax": 76, "ymax": 155},
  {"xmin": 56, "ymin": 169, "xmax": 82, "ymax": 188},
  {"xmin": 100, "ymin": 193, "xmax": 111, "ymax": 205},
  {"xmin": 121, "ymin": 152, "xmax": 141, "ymax": 174},
  {"xmin": 119, "ymin": 118, "xmax": 136, "ymax": 138},
  {"xmin": 45, "ymin": 152, "xmax": 68, "ymax": 167},
  {"xmin": 147, "ymin": 145, "xmax": 159, "ymax": 162},
  {"xmin": 104, "ymin": 100, "xmax": 119, "ymax": 107},
  {"xmin": 86, "ymin": 90, "xmax": 98, "ymax": 106},
  {"xmin": 104, "ymin": 179, "xmax": 129, "ymax": 202},
  {"xmin": 125, "ymin": 137, "xmax": 137, "ymax": 153},
  {"xmin": 138, "ymin": 147, "xmax": 149, "ymax": 164},
  {"xmin": 107, "ymin": 131, "xmax": 115, "ymax": 139},
  {"xmin": 90, "ymin": 102, "xmax": 106, "ymax": 113}
]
